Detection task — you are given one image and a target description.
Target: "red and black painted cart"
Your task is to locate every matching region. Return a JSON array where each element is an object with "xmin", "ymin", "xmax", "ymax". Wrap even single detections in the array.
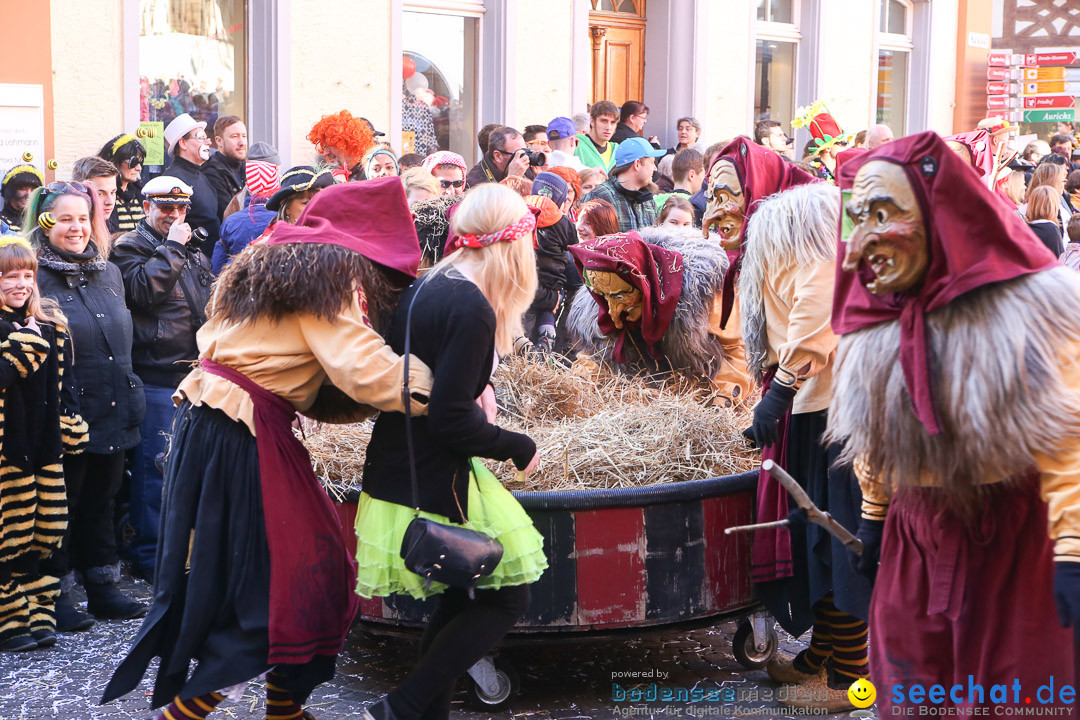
[{"xmin": 334, "ymin": 469, "xmax": 778, "ymax": 709}]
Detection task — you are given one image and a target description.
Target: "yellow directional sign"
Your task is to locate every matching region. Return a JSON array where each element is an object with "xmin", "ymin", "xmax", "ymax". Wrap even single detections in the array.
[
  {"xmin": 1023, "ymin": 81, "xmax": 1069, "ymax": 94},
  {"xmin": 1024, "ymin": 67, "xmax": 1068, "ymax": 81}
]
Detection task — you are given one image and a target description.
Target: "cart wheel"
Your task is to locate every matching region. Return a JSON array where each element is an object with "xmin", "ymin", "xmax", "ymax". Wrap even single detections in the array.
[
  {"xmin": 732, "ymin": 620, "xmax": 778, "ymax": 669},
  {"xmin": 465, "ymin": 659, "xmax": 519, "ymax": 711}
]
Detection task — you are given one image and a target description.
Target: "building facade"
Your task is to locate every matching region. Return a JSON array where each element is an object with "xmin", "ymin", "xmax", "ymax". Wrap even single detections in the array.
[{"xmin": 1, "ymin": 0, "xmax": 971, "ymax": 181}]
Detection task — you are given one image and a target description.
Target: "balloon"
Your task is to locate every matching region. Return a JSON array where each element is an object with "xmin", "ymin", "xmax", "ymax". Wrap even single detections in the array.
[
  {"xmin": 415, "ymin": 88, "xmax": 435, "ymax": 105},
  {"xmin": 402, "ymin": 56, "xmax": 416, "ymax": 79},
  {"xmin": 433, "ymin": 95, "xmax": 450, "ymax": 108},
  {"xmin": 405, "ymin": 72, "xmax": 429, "ymax": 92},
  {"xmin": 412, "ymin": 56, "xmax": 431, "ymax": 73}
]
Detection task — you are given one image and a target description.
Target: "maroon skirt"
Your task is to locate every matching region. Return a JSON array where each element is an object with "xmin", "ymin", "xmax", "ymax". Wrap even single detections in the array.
[{"xmin": 870, "ymin": 477, "xmax": 1076, "ymax": 712}]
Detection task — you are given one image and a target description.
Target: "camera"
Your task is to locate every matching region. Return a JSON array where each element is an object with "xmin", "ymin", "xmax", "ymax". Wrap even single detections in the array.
[
  {"xmin": 190, "ymin": 227, "xmax": 209, "ymax": 247},
  {"xmin": 524, "ymin": 150, "xmax": 546, "ymax": 167}
]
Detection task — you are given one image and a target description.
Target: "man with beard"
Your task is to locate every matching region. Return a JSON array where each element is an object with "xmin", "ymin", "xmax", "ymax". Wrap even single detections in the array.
[
  {"xmin": 110, "ymin": 176, "xmax": 213, "ymax": 582},
  {"xmin": 202, "ymin": 115, "xmax": 248, "ymax": 219},
  {"xmin": 163, "ymin": 113, "xmax": 221, "ymax": 260},
  {"xmin": 827, "ymin": 132, "xmax": 1079, "ymax": 714},
  {"xmin": 739, "ymin": 179, "xmax": 872, "ymax": 711}
]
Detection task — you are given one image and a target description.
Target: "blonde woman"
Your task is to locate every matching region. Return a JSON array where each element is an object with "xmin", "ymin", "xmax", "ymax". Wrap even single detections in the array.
[
  {"xmin": 356, "ymin": 183, "xmax": 547, "ymax": 720},
  {"xmin": 400, "ymin": 167, "xmax": 441, "ymax": 204}
]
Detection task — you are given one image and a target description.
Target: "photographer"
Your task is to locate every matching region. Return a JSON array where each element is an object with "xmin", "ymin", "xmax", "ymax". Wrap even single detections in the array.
[
  {"xmin": 465, "ymin": 126, "xmax": 538, "ymax": 188},
  {"xmin": 111, "ymin": 176, "xmax": 212, "ymax": 582}
]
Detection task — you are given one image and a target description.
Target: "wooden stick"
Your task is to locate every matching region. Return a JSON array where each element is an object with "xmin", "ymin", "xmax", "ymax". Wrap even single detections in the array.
[{"xmin": 724, "ymin": 460, "xmax": 864, "ymax": 556}]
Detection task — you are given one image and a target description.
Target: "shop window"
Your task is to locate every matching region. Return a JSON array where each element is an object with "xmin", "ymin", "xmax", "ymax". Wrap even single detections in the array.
[
  {"xmin": 757, "ymin": 0, "xmax": 794, "ymax": 24},
  {"xmin": 402, "ymin": 11, "xmax": 479, "ymax": 161},
  {"xmin": 138, "ymin": 0, "xmax": 246, "ymax": 127},
  {"xmin": 876, "ymin": 0, "xmax": 911, "ymax": 136},
  {"xmin": 755, "ymin": 40, "xmax": 797, "ymax": 134}
]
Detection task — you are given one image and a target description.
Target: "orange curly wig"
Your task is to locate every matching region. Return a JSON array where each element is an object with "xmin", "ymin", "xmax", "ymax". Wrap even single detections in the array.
[{"xmin": 307, "ymin": 110, "xmax": 375, "ymax": 165}]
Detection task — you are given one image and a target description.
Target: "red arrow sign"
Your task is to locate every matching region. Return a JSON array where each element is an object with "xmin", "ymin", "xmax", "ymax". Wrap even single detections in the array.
[
  {"xmin": 988, "ymin": 51, "xmax": 1016, "ymax": 67},
  {"xmin": 1023, "ymin": 51, "xmax": 1078, "ymax": 66},
  {"xmin": 1023, "ymin": 95, "xmax": 1076, "ymax": 109},
  {"xmin": 986, "ymin": 81, "xmax": 1016, "ymax": 95},
  {"xmin": 987, "ymin": 96, "xmax": 1018, "ymax": 110},
  {"xmin": 987, "ymin": 67, "xmax": 1014, "ymax": 81}
]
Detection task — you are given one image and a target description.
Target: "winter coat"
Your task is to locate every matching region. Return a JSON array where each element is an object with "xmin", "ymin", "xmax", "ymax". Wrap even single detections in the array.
[
  {"xmin": 36, "ymin": 244, "xmax": 144, "ymax": 454},
  {"xmin": 212, "ymin": 199, "xmax": 275, "ymax": 273},
  {"xmin": 201, "ymin": 152, "xmax": 245, "ymax": 221},
  {"xmin": 531, "ymin": 215, "xmax": 578, "ymax": 314},
  {"xmin": 111, "ymin": 221, "xmax": 213, "ymax": 388},
  {"xmin": 166, "ymin": 156, "xmax": 222, "ymax": 260},
  {"xmin": 0, "ymin": 307, "xmax": 78, "ymax": 566}
]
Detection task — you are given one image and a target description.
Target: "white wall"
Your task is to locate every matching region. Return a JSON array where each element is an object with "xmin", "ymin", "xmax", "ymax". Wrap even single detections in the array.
[
  {"xmin": 924, "ymin": 0, "xmax": 960, "ymax": 135},
  {"xmin": 816, "ymin": 0, "xmax": 877, "ymax": 133},
  {"xmin": 50, "ymin": 0, "xmax": 126, "ymax": 176},
  {"xmin": 697, "ymin": 0, "xmax": 755, "ymax": 146},
  {"xmin": 512, "ymin": 0, "xmax": 575, "ymax": 130}
]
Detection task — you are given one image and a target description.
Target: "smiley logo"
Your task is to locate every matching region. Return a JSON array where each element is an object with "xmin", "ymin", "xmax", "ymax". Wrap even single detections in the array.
[{"xmin": 848, "ymin": 678, "xmax": 876, "ymax": 708}]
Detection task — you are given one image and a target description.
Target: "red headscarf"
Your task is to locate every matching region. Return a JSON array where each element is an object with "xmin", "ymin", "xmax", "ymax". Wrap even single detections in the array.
[
  {"xmin": 835, "ymin": 147, "xmax": 867, "ymax": 175},
  {"xmin": 569, "ymin": 231, "xmax": 684, "ymax": 362},
  {"xmin": 264, "ymin": 176, "xmax": 421, "ymax": 280},
  {"xmin": 833, "ymin": 131, "xmax": 1057, "ymax": 435},
  {"xmin": 712, "ymin": 137, "xmax": 818, "ymax": 328}
]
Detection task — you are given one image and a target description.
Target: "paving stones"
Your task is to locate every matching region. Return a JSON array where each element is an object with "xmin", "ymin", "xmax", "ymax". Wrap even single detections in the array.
[{"xmin": 0, "ymin": 573, "xmax": 874, "ymax": 720}]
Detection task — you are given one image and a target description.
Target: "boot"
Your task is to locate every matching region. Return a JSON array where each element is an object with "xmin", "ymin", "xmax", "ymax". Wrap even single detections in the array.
[
  {"xmin": 0, "ymin": 634, "xmax": 37, "ymax": 652},
  {"xmin": 31, "ymin": 629, "xmax": 57, "ymax": 647},
  {"xmin": 766, "ymin": 651, "xmax": 824, "ymax": 684},
  {"xmin": 84, "ymin": 564, "xmax": 147, "ymax": 620},
  {"xmin": 54, "ymin": 572, "xmax": 95, "ymax": 632}
]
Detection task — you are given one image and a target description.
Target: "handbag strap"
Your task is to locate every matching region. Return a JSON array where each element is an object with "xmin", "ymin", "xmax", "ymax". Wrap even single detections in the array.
[{"xmin": 402, "ymin": 277, "xmax": 425, "ymax": 518}]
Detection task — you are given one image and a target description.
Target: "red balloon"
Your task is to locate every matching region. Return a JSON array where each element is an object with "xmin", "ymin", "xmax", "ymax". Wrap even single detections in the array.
[
  {"xmin": 433, "ymin": 96, "xmax": 450, "ymax": 108},
  {"xmin": 403, "ymin": 56, "xmax": 416, "ymax": 79}
]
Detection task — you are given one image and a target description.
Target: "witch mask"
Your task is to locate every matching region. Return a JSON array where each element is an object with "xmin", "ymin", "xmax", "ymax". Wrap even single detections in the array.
[
  {"xmin": 701, "ymin": 160, "xmax": 744, "ymax": 251},
  {"xmin": 584, "ymin": 269, "xmax": 643, "ymax": 329},
  {"xmin": 841, "ymin": 160, "xmax": 928, "ymax": 296}
]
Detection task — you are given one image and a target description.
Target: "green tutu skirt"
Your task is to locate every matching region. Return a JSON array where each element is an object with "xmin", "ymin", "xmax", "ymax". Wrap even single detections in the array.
[{"xmin": 354, "ymin": 458, "xmax": 548, "ymax": 600}]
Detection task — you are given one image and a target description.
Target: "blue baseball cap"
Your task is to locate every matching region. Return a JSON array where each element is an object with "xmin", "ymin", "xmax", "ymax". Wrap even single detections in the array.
[
  {"xmin": 614, "ymin": 137, "xmax": 667, "ymax": 167},
  {"xmin": 532, "ymin": 172, "xmax": 568, "ymax": 207},
  {"xmin": 547, "ymin": 117, "xmax": 577, "ymax": 140}
]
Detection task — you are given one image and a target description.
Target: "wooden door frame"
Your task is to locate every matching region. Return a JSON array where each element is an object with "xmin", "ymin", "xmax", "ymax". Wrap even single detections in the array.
[{"xmin": 589, "ymin": 10, "xmax": 647, "ymax": 105}]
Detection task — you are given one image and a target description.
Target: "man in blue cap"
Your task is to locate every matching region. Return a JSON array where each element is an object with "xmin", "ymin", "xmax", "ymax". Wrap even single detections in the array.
[
  {"xmin": 582, "ymin": 137, "xmax": 667, "ymax": 231},
  {"xmin": 546, "ymin": 117, "xmax": 586, "ymax": 171}
]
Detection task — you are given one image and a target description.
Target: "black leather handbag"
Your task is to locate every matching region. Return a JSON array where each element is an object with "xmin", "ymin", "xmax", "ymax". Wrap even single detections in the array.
[{"xmin": 398, "ymin": 278, "xmax": 503, "ymax": 599}]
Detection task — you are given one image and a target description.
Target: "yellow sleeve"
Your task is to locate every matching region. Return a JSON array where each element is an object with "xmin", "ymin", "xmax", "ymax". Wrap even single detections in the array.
[
  {"xmin": 854, "ymin": 457, "xmax": 891, "ymax": 522},
  {"xmin": 299, "ymin": 291, "xmax": 434, "ymax": 416},
  {"xmin": 1034, "ymin": 352, "xmax": 1080, "ymax": 563},
  {"xmin": 773, "ymin": 261, "xmax": 838, "ymax": 389},
  {"xmin": 707, "ymin": 293, "xmax": 754, "ymax": 407}
]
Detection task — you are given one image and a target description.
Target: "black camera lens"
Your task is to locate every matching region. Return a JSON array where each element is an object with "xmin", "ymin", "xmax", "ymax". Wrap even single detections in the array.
[
  {"xmin": 190, "ymin": 227, "xmax": 209, "ymax": 245},
  {"xmin": 527, "ymin": 151, "xmax": 546, "ymax": 167}
]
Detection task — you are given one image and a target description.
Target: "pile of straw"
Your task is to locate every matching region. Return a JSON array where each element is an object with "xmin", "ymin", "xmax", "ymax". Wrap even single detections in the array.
[{"xmin": 304, "ymin": 355, "xmax": 758, "ymax": 499}]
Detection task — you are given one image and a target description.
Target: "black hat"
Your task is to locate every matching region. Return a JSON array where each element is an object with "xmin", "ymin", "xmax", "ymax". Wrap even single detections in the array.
[
  {"xmin": 265, "ymin": 166, "xmax": 335, "ymax": 211},
  {"xmin": 360, "ymin": 117, "xmax": 386, "ymax": 138}
]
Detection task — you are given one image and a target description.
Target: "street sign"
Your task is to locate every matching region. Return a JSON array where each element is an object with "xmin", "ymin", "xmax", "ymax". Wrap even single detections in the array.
[
  {"xmin": 1023, "ymin": 51, "xmax": 1078, "ymax": 67},
  {"xmin": 988, "ymin": 51, "xmax": 1016, "ymax": 66},
  {"xmin": 1023, "ymin": 81, "xmax": 1069, "ymax": 94},
  {"xmin": 1023, "ymin": 67, "xmax": 1068, "ymax": 81},
  {"xmin": 987, "ymin": 110, "xmax": 1021, "ymax": 123},
  {"xmin": 1023, "ymin": 108, "xmax": 1076, "ymax": 123},
  {"xmin": 987, "ymin": 81, "xmax": 1017, "ymax": 95},
  {"xmin": 1022, "ymin": 95, "xmax": 1076, "ymax": 109},
  {"xmin": 987, "ymin": 67, "xmax": 1015, "ymax": 81},
  {"xmin": 987, "ymin": 96, "xmax": 1020, "ymax": 110}
]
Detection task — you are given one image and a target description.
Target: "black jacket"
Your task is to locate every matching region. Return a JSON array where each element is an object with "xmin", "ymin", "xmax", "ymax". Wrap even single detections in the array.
[
  {"xmin": 36, "ymin": 246, "xmax": 144, "ymax": 454},
  {"xmin": 110, "ymin": 221, "xmax": 213, "ymax": 388},
  {"xmin": 201, "ymin": 152, "xmax": 244, "ymax": 221},
  {"xmin": 363, "ymin": 270, "xmax": 535, "ymax": 522},
  {"xmin": 465, "ymin": 154, "xmax": 536, "ymax": 189},
  {"xmin": 1028, "ymin": 220, "xmax": 1064, "ymax": 257},
  {"xmin": 167, "ymin": 155, "xmax": 222, "ymax": 259},
  {"xmin": 610, "ymin": 122, "xmax": 662, "ymax": 150},
  {"xmin": 530, "ymin": 215, "xmax": 578, "ymax": 314}
]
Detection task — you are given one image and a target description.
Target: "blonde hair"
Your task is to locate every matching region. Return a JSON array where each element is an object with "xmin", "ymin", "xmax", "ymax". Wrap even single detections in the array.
[
  {"xmin": 22, "ymin": 185, "xmax": 113, "ymax": 259},
  {"xmin": 1002, "ymin": 170, "xmax": 1027, "ymax": 206},
  {"xmin": 433, "ymin": 183, "xmax": 537, "ymax": 354},
  {"xmin": 1027, "ymin": 163, "xmax": 1067, "ymax": 202},
  {"xmin": 1026, "ymin": 185, "xmax": 1061, "ymax": 224},
  {"xmin": 400, "ymin": 167, "xmax": 440, "ymax": 198},
  {"xmin": 0, "ymin": 240, "xmax": 66, "ymax": 326}
]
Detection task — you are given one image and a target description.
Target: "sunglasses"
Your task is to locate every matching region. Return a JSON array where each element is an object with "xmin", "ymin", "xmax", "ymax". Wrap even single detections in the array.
[
  {"xmin": 440, "ymin": 179, "xmax": 465, "ymax": 189},
  {"xmin": 44, "ymin": 181, "xmax": 90, "ymax": 196}
]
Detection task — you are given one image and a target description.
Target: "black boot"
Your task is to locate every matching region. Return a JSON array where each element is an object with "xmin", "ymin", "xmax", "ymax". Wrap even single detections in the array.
[
  {"xmin": 54, "ymin": 572, "xmax": 95, "ymax": 632},
  {"xmin": 84, "ymin": 564, "xmax": 147, "ymax": 620}
]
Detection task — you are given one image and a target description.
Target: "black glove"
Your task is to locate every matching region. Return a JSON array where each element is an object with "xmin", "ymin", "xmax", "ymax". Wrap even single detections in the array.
[
  {"xmin": 1053, "ymin": 562, "xmax": 1080, "ymax": 628},
  {"xmin": 742, "ymin": 383, "xmax": 797, "ymax": 449},
  {"xmin": 850, "ymin": 519, "xmax": 884, "ymax": 583}
]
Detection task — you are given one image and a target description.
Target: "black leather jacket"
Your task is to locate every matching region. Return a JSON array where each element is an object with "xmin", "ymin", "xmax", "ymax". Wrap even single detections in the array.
[{"xmin": 110, "ymin": 221, "xmax": 213, "ymax": 388}]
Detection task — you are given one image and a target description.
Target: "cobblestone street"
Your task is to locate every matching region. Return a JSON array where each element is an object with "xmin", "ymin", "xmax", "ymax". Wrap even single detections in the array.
[{"xmin": 0, "ymin": 573, "xmax": 874, "ymax": 720}]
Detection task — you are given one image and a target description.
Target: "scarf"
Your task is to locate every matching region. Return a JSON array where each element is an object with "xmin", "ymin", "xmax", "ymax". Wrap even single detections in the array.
[
  {"xmin": 612, "ymin": 179, "xmax": 654, "ymax": 206},
  {"xmin": 37, "ymin": 241, "xmax": 106, "ymax": 274}
]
